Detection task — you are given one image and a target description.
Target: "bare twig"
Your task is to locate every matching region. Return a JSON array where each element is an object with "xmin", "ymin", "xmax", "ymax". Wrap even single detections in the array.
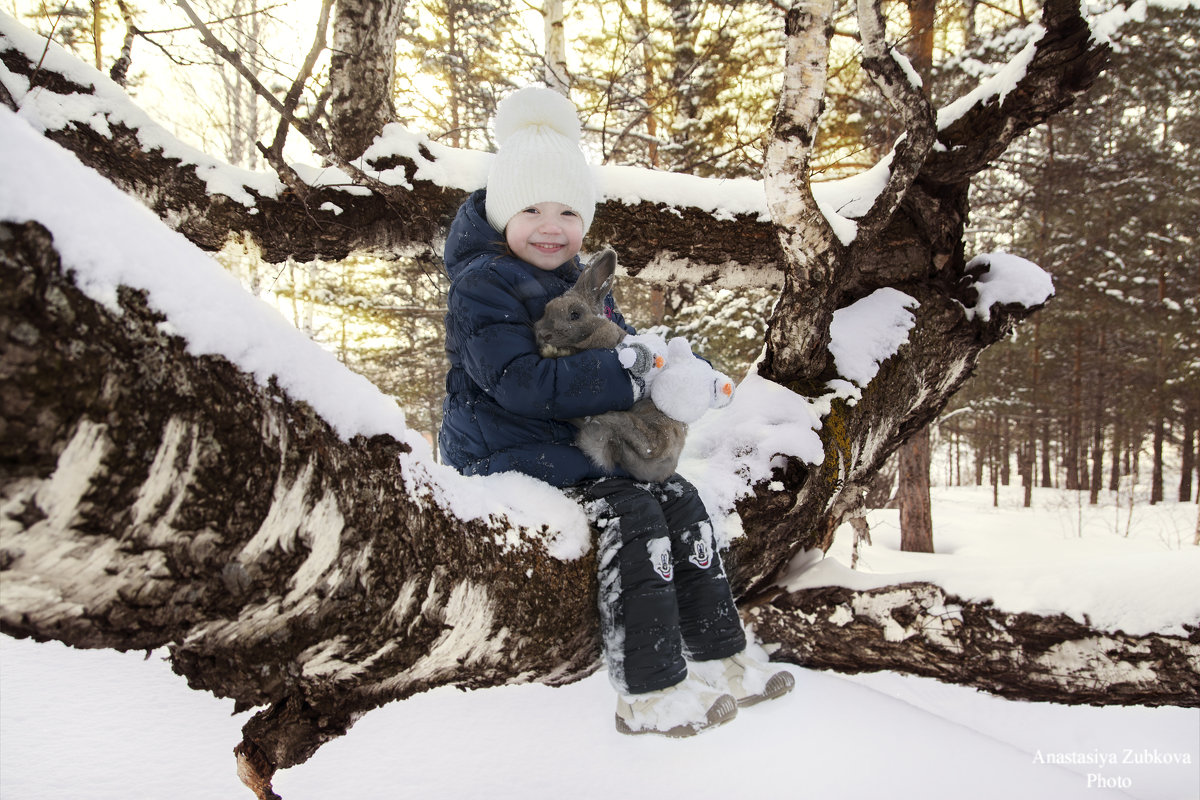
[
  {"xmin": 30, "ymin": 1, "xmax": 69, "ymax": 90},
  {"xmin": 174, "ymin": 0, "xmax": 290, "ymax": 118},
  {"xmin": 173, "ymin": 0, "xmax": 399, "ymax": 200},
  {"xmin": 260, "ymin": 0, "xmax": 334, "ymax": 196},
  {"xmin": 136, "ymin": 3, "xmax": 292, "ymax": 36}
]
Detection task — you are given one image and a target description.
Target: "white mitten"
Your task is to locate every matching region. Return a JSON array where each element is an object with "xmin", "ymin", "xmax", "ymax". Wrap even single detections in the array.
[
  {"xmin": 649, "ymin": 338, "xmax": 736, "ymax": 424},
  {"xmin": 617, "ymin": 332, "xmax": 669, "ymax": 393}
]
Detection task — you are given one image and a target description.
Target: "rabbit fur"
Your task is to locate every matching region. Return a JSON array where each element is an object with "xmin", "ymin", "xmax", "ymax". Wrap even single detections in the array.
[{"xmin": 535, "ymin": 249, "xmax": 687, "ymax": 483}]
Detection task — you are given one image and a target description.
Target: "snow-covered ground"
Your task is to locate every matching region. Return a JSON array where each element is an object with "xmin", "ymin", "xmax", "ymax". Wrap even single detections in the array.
[{"xmin": 3, "ymin": 485, "xmax": 1197, "ymax": 800}]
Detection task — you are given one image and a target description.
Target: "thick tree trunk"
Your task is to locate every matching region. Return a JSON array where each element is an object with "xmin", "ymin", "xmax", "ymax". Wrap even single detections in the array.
[
  {"xmin": 1020, "ymin": 438, "xmax": 1034, "ymax": 508},
  {"xmin": 1152, "ymin": 383, "xmax": 1166, "ymax": 505},
  {"xmin": 898, "ymin": 427, "xmax": 934, "ymax": 553},
  {"xmin": 1182, "ymin": 401, "xmax": 1196, "ymax": 502},
  {"xmin": 1041, "ymin": 420, "xmax": 1053, "ymax": 488},
  {"xmin": 328, "ymin": 0, "xmax": 408, "ymax": 160},
  {"xmin": 543, "ymin": 0, "xmax": 569, "ymax": 94},
  {"xmin": 1, "ymin": 219, "xmax": 603, "ymax": 788},
  {"xmin": 1089, "ymin": 417, "xmax": 1104, "ymax": 505}
]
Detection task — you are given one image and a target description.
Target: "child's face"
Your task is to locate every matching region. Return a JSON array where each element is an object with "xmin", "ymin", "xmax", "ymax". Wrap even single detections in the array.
[{"xmin": 505, "ymin": 202, "xmax": 584, "ymax": 271}]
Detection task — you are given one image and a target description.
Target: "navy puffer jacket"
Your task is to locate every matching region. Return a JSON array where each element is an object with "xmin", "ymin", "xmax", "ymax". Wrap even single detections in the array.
[{"xmin": 439, "ymin": 190, "xmax": 636, "ymax": 486}]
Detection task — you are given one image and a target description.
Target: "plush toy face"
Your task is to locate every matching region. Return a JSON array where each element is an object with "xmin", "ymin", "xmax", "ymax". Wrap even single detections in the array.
[{"xmin": 650, "ymin": 338, "xmax": 735, "ymax": 424}]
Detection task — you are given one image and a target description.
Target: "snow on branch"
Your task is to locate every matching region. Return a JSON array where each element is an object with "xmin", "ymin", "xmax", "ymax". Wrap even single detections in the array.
[
  {"xmin": 924, "ymin": 0, "xmax": 1110, "ymax": 184},
  {"xmin": 0, "ymin": 105, "xmax": 595, "ymax": 558},
  {"xmin": 961, "ymin": 252, "xmax": 1055, "ymax": 321},
  {"xmin": 0, "ymin": 12, "xmax": 781, "ymax": 280},
  {"xmin": 828, "ymin": 288, "xmax": 919, "ymax": 389}
]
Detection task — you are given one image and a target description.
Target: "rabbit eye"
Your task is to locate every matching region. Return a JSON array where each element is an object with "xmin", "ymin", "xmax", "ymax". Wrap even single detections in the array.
[{"xmin": 569, "ymin": 310, "xmax": 582, "ymax": 321}]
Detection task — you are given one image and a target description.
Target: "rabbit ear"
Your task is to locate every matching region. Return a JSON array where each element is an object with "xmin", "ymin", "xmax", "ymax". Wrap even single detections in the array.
[{"xmin": 577, "ymin": 249, "xmax": 617, "ymax": 309}]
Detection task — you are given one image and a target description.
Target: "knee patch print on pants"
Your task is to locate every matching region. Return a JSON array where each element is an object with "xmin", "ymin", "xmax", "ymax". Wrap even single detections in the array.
[
  {"xmin": 647, "ymin": 537, "xmax": 673, "ymax": 581},
  {"xmin": 682, "ymin": 519, "xmax": 716, "ymax": 571}
]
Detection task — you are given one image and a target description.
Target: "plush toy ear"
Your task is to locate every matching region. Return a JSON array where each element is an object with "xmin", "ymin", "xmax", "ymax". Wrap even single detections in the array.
[
  {"xmin": 666, "ymin": 336, "xmax": 694, "ymax": 361},
  {"xmin": 577, "ymin": 249, "xmax": 617, "ymax": 311}
]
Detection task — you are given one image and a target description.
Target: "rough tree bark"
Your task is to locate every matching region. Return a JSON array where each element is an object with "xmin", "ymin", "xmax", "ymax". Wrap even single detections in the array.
[
  {"xmin": 1, "ymin": 218, "xmax": 602, "ymax": 786},
  {"xmin": 894, "ymin": 0, "xmax": 937, "ymax": 552},
  {"xmin": 749, "ymin": 581, "xmax": 1199, "ymax": 706},
  {"xmin": 898, "ymin": 427, "xmax": 934, "ymax": 553},
  {"xmin": 4, "ymin": 3, "xmax": 1194, "ymax": 799},
  {"xmin": 328, "ymin": 0, "xmax": 409, "ymax": 161}
]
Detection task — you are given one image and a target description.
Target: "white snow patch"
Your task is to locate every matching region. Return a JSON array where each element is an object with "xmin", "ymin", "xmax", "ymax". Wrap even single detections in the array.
[
  {"xmin": 892, "ymin": 48, "xmax": 924, "ymax": 89},
  {"xmin": 937, "ymin": 25, "xmax": 1045, "ymax": 130},
  {"xmin": 398, "ymin": 449, "xmax": 593, "ymax": 560},
  {"xmin": 780, "ymin": 486, "xmax": 1200, "ymax": 637},
  {"xmin": 679, "ymin": 371, "xmax": 824, "ymax": 543},
  {"xmin": 0, "ymin": 14, "xmax": 282, "ymax": 205},
  {"xmin": 829, "ymin": 288, "xmax": 920, "ymax": 387},
  {"xmin": 965, "ymin": 252, "xmax": 1055, "ymax": 321},
  {"xmin": 811, "ymin": 156, "xmax": 894, "ymax": 245}
]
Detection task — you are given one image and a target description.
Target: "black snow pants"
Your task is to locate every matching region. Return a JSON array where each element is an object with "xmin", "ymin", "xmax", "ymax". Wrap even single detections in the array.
[{"xmin": 577, "ymin": 475, "xmax": 746, "ymax": 695}]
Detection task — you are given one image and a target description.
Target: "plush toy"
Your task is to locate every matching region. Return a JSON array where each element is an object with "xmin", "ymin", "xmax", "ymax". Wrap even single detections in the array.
[{"xmin": 648, "ymin": 337, "xmax": 735, "ymax": 424}]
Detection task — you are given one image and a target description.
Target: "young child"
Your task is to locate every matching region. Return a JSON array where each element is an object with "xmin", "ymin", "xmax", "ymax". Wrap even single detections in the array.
[{"xmin": 439, "ymin": 86, "xmax": 793, "ymax": 737}]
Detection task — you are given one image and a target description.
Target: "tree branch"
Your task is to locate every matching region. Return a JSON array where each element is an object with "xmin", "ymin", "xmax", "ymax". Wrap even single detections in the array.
[
  {"xmin": 0, "ymin": 218, "xmax": 603, "ymax": 793},
  {"xmin": 173, "ymin": 0, "xmax": 291, "ymax": 121},
  {"xmin": 853, "ymin": 0, "xmax": 937, "ymax": 244},
  {"xmin": 751, "ymin": 581, "xmax": 1200, "ymax": 707},
  {"xmin": 925, "ymin": 0, "xmax": 1109, "ymax": 185},
  {"xmin": 174, "ymin": 0, "xmax": 403, "ymax": 200}
]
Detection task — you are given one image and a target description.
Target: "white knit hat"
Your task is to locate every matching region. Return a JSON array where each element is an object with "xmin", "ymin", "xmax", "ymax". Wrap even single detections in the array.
[{"xmin": 485, "ymin": 86, "xmax": 596, "ymax": 235}]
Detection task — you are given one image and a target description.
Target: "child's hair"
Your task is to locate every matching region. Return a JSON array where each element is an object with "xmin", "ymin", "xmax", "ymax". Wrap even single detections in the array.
[{"xmin": 485, "ymin": 87, "xmax": 596, "ymax": 236}]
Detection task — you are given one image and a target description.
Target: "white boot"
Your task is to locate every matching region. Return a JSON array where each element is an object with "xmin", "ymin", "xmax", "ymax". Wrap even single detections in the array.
[
  {"xmin": 615, "ymin": 678, "xmax": 738, "ymax": 737},
  {"xmin": 691, "ymin": 650, "xmax": 795, "ymax": 708}
]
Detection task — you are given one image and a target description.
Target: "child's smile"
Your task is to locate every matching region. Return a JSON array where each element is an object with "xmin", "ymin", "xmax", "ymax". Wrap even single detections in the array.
[{"xmin": 505, "ymin": 202, "xmax": 584, "ymax": 271}]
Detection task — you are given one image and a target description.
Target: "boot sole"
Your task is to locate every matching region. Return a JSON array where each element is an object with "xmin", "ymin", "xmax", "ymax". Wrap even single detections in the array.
[
  {"xmin": 615, "ymin": 693, "xmax": 738, "ymax": 738},
  {"xmin": 736, "ymin": 670, "xmax": 795, "ymax": 708}
]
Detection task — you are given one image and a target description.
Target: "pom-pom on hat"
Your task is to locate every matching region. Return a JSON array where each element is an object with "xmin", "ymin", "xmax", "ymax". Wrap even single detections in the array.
[{"xmin": 485, "ymin": 86, "xmax": 596, "ymax": 235}]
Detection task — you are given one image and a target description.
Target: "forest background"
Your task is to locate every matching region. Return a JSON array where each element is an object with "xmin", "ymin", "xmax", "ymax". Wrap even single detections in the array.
[{"xmin": 9, "ymin": 0, "xmax": 1199, "ymax": 510}]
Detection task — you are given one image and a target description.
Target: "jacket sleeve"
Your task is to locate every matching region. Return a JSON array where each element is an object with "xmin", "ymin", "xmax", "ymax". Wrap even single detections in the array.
[{"xmin": 448, "ymin": 266, "xmax": 635, "ymax": 419}]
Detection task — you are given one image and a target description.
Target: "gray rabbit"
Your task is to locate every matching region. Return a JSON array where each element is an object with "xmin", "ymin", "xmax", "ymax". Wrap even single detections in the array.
[{"xmin": 535, "ymin": 249, "xmax": 686, "ymax": 483}]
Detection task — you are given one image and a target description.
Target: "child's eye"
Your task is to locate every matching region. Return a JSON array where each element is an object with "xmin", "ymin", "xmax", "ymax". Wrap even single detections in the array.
[{"xmin": 522, "ymin": 207, "xmax": 540, "ymax": 215}]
